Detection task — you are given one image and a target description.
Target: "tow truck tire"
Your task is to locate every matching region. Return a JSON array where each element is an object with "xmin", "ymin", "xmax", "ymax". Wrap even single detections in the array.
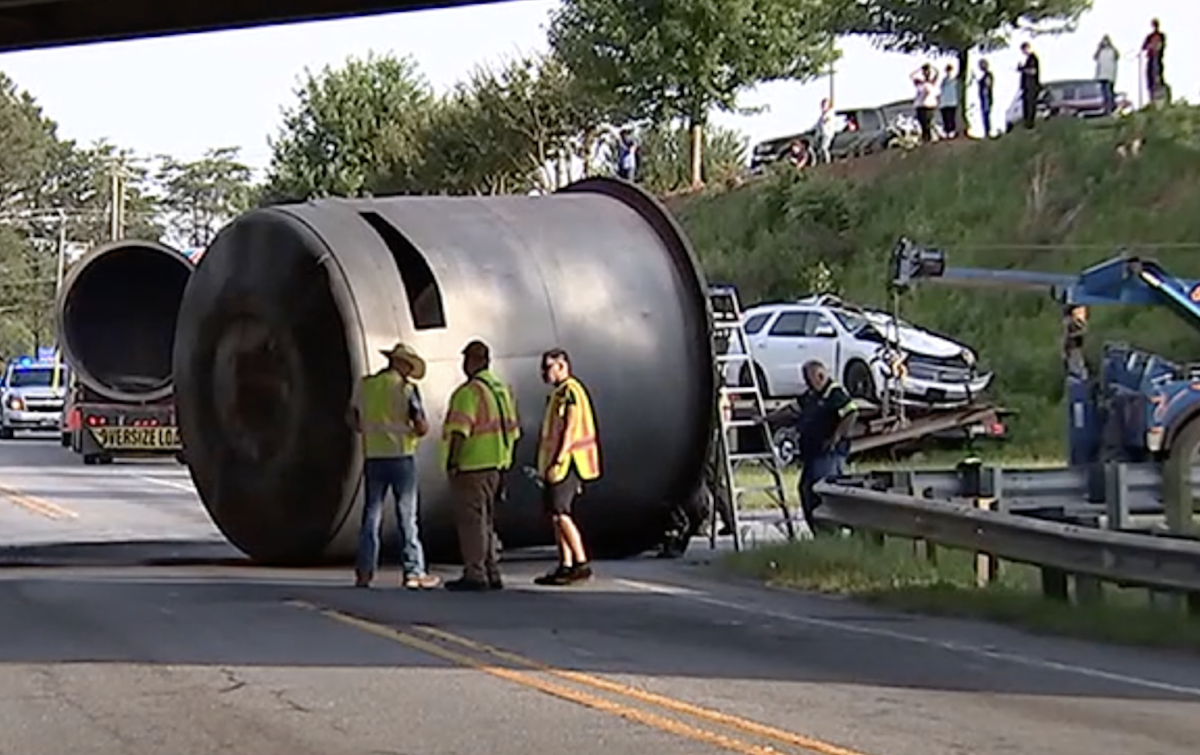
[{"xmin": 738, "ymin": 362, "xmax": 771, "ymax": 398}]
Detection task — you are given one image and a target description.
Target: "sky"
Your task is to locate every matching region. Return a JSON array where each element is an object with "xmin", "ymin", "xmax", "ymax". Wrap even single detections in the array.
[{"xmin": 0, "ymin": 0, "xmax": 1195, "ymax": 181}]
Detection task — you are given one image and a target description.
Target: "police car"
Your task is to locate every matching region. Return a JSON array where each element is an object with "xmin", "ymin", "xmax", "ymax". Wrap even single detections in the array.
[{"xmin": 0, "ymin": 351, "xmax": 69, "ymax": 439}]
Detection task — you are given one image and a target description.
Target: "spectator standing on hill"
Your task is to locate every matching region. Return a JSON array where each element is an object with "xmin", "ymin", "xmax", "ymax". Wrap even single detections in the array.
[
  {"xmin": 1018, "ymin": 42, "xmax": 1041, "ymax": 129},
  {"xmin": 939, "ymin": 63, "xmax": 960, "ymax": 138},
  {"xmin": 615, "ymin": 128, "xmax": 638, "ymax": 181},
  {"xmin": 976, "ymin": 58, "xmax": 995, "ymax": 137},
  {"xmin": 910, "ymin": 64, "xmax": 940, "ymax": 143},
  {"xmin": 1094, "ymin": 35, "xmax": 1119, "ymax": 112},
  {"xmin": 815, "ymin": 98, "xmax": 837, "ymax": 164},
  {"xmin": 1142, "ymin": 19, "xmax": 1166, "ymax": 101}
]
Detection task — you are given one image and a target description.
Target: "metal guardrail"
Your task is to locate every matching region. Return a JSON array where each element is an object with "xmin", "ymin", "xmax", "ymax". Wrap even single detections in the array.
[
  {"xmin": 812, "ymin": 480, "xmax": 1200, "ymax": 609},
  {"xmin": 849, "ymin": 462, "xmax": 1200, "ymax": 518}
]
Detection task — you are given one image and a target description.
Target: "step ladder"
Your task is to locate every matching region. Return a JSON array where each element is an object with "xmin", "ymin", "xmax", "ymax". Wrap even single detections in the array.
[{"xmin": 708, "ymin": 284, "xmax": 796, "ymax": 551}]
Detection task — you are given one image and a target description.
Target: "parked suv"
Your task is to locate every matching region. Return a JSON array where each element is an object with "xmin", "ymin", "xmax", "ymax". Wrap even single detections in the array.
[
  {"xmin": 1004, "ymin": 78, "xmax": 1131, "ymax": 132},
  {"xmin": 723, "ymin": 295, "xmax": 992, "ymax": 406},
  {"xmin": 749, "ymin": 99, "xmax": 916, "ymax": 170},
  {"xmin": 1, "ymin": 356, "xmax": 69, "ymax": 438}
]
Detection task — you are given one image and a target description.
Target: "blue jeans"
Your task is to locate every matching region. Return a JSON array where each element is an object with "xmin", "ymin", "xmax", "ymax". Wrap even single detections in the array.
[
  {"xmin": 357, "ymin": 456, "xmax": 427, "ymax": 577},
  {"xmin": 798, "ymin": 451, "xmax": 846, "ymax": 535}
]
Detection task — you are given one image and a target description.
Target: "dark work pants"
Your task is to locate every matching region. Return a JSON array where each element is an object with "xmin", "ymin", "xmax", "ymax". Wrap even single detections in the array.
[
  {"xmin": 979, "ymin": 97, "xmax": 992, "ymax": 136},
  {"xmin": 451, "ymin": 469, "xmax": 502, "ymax": 583},
  {"xmin": 798, "ymin": 451, "xmax": 847, "ymax": 536},
  {"xmin": 1021, "ymin": 91, "xmax": 1037, "ymax": 129}
]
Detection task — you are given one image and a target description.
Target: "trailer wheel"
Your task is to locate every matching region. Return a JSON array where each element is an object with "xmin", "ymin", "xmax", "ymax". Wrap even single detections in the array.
[{"xmin": 1163, "ymin": 418, "xmax": 1200, "ymax": 532}]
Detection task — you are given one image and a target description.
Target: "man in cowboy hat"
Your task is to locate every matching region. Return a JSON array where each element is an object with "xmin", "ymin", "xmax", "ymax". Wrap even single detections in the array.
[{"xmin": 351, "ymin": 341, "xmax": 440, "ymax": 589}]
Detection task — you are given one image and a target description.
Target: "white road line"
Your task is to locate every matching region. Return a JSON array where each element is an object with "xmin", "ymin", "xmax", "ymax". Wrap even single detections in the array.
[
  {"xmin": 131, "ymin": 475, "xmax": 197, "ymax": 493},
  {"xmin": 613, "ymin": 578, "xmax": 1200, "ymax": 699}
]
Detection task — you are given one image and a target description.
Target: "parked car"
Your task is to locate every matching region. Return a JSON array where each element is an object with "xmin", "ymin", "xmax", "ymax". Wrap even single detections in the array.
[
  {"xmin": 723, "ymin": 294, "xmax": 992, "ymax": 407},
  {"xmin": 1004, "ymin": 78, "xmax": 1131, "ymax": 132},
  {"xmin": 749, "ymin": 99, "xmax": 918, "ymax": 171}
]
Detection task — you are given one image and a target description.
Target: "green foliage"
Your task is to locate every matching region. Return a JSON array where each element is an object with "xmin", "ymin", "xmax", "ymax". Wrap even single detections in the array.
[
  {"xmin": 155, "ymin": 147, "xmax": 253, "ymax": 247},
  {"xmin": 547, "ymin": 0, "xmax": 838, "ymax": 184},
  {"xmin": 673, "ymin": 107, "xmax": 1200, "ymax": 456},
  {"xmin": 263, "ymin": 51, "xmax": 435, "ymax": 200},
  {"xmin": 608, "ymin": 122, "xmax": 748, "ymax": 194},
  {"xmin": 843, "ymin": 0, "xmax": 1094, "ymax": 54}
]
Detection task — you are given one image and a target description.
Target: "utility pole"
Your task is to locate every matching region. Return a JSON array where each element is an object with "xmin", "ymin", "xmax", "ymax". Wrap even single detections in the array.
[
  {"xmin": 109, "ymin": 161, "xmax": 127, "ymax": 241},
  {"xmin": 55, "ymin": 210, "xmax": 67, "ymax": 294}
]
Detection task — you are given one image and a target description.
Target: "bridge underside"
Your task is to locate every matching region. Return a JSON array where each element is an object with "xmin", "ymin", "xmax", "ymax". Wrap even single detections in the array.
[{"xmin": 0, "ymin": 0, "xmax": 503, "ymax": 53}]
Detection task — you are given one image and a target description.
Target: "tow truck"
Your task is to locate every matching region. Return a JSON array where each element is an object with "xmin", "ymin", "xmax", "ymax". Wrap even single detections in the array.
[
  {"xmin": 0, "ymin": 350, "xmax": 68, "ymax": 439},
  {"xmin": 889, "ymin": 238, "xmax": 1200, "ymax": 480}
]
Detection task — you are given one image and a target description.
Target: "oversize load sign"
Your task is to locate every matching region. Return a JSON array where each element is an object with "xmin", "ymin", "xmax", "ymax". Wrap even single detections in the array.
[{"xmin": 90, "ymin": 425, "xmax": 181, "ymax": 450}]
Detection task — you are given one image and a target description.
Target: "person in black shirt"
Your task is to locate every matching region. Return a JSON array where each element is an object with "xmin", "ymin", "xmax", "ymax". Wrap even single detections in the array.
[
  {"xmin": 977, "ymin": 58, "xmax": 995, "ymax": 137},
  {"xmin": 792, "ymin": 360, "xmax": 858, "ymax": 536},
  {"xmin": 1018, "ymin": 42, "xmax": 1041, "ymax": 129}
]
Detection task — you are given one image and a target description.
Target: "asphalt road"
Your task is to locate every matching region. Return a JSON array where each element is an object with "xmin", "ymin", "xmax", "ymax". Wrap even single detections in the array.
[{"xmin": 0, "ymin": 433, "xmax": 1198, "ymax": 755}]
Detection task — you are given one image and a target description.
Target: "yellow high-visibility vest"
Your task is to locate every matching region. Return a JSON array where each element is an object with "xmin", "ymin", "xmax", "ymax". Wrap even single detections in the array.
[
  {"xmin": 360, "ymin": 370, "xmax": 420, "ymax": 458},
  {"xmin": 538, "ymin": 376, "xmax": 600, "ymax": 484},
  {"xmin": 440, "ymin": 369, "xmax": 521, "ymax": 472}
]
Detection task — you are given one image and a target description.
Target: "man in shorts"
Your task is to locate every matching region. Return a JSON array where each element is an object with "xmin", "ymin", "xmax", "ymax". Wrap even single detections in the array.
[{"xmin": 534, "ymin": 348, "xmax": 601, "ymax": 586}]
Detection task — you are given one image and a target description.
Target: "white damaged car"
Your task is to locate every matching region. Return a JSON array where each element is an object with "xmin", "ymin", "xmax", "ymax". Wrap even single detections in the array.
[{"xmin": 723, "ymin": 294, "xmax": 992, "ymax": 407}]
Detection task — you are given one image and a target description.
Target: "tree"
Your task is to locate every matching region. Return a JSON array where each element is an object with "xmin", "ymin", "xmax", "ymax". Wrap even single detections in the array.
[
  {"xmin": 547, "ymin": 0, "xmax": 839, "ymax": 187},
  {"xmin": 841, "ymin": 0, "xmax": 1094, "ymax": 130},
  {"xmin": 263, "ymin": 51, "xmax": 435, "ymax": 201},
  {"xmin": 156, "ymin": 147, "xmax": 253, "ymax": 248}
]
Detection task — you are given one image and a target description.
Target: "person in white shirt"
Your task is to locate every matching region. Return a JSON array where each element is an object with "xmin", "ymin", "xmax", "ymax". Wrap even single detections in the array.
[
  {"xmin": 911, "ymin": 64, "xmax": 940, "ymax": 143},
  {"xmin": 1093, "ymin": 35, "xmax": 1119, "ymax": 113},
  {"xmin": 815, "ymin": 98, "xmax": 837, "ymax": 164}
]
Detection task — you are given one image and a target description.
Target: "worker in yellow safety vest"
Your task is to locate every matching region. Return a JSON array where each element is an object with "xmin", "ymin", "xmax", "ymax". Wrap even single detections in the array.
[
  {"xmin": 534, "ymin": 347, "xmax": 601, "ymax": 586},
  {"xmin": 351, "ymin": 342, "xmax": 441, "ymax": 590},
  {"xmin": 440, "ymin": 339, "xmax": 521, "ymax": 592}
]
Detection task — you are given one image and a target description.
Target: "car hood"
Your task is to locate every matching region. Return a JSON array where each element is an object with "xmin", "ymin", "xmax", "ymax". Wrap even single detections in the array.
[{"xmin": 859, "ymin": 312, "xmax": 971, "ymax": 359}]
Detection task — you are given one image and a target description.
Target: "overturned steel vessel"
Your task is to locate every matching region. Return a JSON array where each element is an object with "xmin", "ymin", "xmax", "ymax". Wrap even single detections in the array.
[{"xmin": 173, "ymin": 178, "xmax": 714, "ymax": 565}]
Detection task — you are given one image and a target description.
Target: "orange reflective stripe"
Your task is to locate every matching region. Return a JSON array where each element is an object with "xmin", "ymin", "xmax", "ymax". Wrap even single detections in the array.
[{"xmin": 444, "ymin": 410, "xmax": 474, "ymax": 428}]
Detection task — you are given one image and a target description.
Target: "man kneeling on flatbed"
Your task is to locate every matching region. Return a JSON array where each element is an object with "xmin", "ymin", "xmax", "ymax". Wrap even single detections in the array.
[{"xmin": 794, "ymin": 360, "xmax": 858, "ymax": 536}]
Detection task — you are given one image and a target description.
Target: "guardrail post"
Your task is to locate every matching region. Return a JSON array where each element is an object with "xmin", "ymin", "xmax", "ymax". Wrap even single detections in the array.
[
  {"xmin": 975, "ymin": 497, "xmax": 999, "ymax": 587},
  {"xmin": 1104, "ymin": 461, "xmax": 1130, "ymax": 531}
]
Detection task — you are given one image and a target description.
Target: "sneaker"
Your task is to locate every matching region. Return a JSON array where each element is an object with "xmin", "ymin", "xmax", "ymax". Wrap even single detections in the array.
[
  {"xmin": 354, "ymin": 570, "xmax": 372, "ymax": 588},
  {"xmin": 533, "ymin": 565, "xmax": 573, "ymax": 586},
  {"xmin": 567, "ymin": 563, "xmax": 593, "ymax": 582},
  {"xmin": 444, "ymin": 577, "xmax": 490, "ymax": 592},
  {"xmin": 487, "ymin": 574, "xmax": 504, "ymax": 590},
  {"xmin": 404, "ymin": 574, "xmax": 441, "ymax": 590}
]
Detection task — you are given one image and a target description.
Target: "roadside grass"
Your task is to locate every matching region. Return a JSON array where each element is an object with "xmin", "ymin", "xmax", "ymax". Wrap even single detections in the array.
[{"xmin": 721, "ymin": 535, "xmax": 1200, "ymax": 653}]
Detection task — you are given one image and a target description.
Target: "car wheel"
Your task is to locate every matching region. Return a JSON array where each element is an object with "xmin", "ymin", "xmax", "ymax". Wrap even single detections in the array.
[
  {"xmin": 737, "ymin": 363, "xmax": 771, "ymax": 398},
  {"xmin": 844, "ymin": 360, "xmax": 877, "ymax": 402},
  {"xmin": 0, "ymin": 425, "xmax": 12, "ymax": 440}
]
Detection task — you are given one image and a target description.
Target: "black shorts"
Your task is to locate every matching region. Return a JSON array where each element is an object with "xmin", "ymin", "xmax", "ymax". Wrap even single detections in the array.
[{"xmin": 543, "ymin": 467, "xmax": 583, "ymax": 516}]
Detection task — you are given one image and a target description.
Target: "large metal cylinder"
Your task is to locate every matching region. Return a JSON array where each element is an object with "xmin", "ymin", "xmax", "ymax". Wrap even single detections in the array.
[
  {"xmin": 57, "ymin": 240, "xmax": 195, "ymax": 402},
  {"xmin": 173, "ymin": 178, "xmax": 714, "ymax": 565}
]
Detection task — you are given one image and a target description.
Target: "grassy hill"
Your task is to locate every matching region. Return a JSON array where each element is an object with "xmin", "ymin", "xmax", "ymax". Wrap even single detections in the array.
[{"xmin": 670, "ymin": 106, "xmax": 1200, "ymax": 458}]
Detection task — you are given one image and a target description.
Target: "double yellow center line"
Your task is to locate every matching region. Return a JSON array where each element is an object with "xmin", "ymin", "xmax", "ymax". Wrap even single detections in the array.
[
  {"xmin": 290, "ymin": 600, "xmax": 871, "ymax": 755},
  {"xmin": 0, "ymin": 483, "xmax": 78, "ymax": 520}
]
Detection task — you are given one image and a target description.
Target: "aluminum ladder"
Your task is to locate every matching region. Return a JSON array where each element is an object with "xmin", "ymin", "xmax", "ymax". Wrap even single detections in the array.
[{"xmin": 708, "ymin": 284, "xmax": 796, "ymax": 551}]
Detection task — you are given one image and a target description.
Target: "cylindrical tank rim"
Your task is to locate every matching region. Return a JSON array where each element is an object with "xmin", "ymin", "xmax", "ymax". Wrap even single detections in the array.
[{"xmin": 56, "ymin": 239, "xmax": 194, "ymax": 404}]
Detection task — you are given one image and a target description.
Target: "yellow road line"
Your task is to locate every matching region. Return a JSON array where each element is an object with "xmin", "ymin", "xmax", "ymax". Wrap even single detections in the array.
[
  {"xmin": 413, "ymin": 624, "xmax": 869, "ymax": 755},
  {"xmin": 287, "ymin": 601, "xmax": 779, "ymax": 755},
  {"xmin": 0, "ymin": 483, "xmax": 78, "ymax": 521}
]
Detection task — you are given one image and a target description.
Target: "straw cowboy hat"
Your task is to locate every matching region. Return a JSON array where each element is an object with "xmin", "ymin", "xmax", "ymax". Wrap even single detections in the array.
[{"xmin": 380, "ymin": 342, "xmax": 426, "ymax": 380}]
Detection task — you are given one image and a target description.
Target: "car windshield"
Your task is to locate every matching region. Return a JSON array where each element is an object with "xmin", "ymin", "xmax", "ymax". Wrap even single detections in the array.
[
  {"xmin": 831, "ymin": 310, "xmax": 869, "ymax": 333},
  {"xmin": 1052, "ymin": 81, "xmax": 1104, "ymax": 101},
  {"xmin": 8, "ymin": 367, "xmax": 60, "ymax": 388}
]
